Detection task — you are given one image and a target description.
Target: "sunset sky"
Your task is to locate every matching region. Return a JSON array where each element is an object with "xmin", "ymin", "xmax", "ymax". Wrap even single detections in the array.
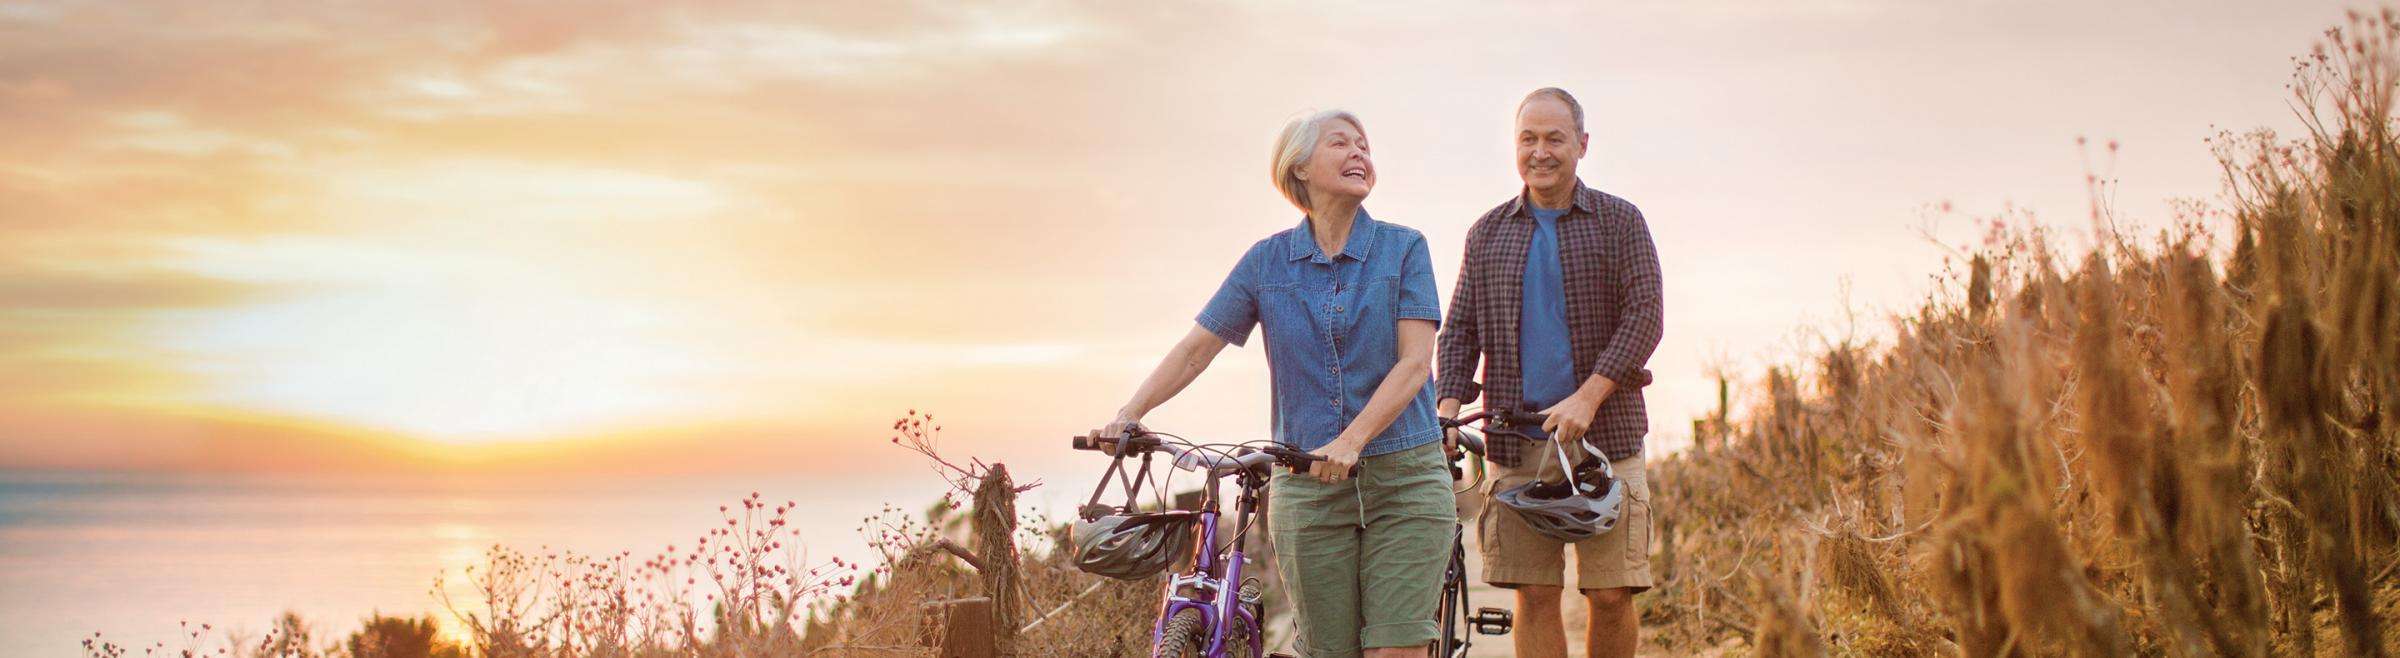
[{"xmin": 0, "ymin": 0, "xmax": 2346, "ymax": 476}]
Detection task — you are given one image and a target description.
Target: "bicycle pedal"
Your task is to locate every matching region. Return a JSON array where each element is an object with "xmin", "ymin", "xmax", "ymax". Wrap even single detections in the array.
[{"xmin": 1471, "ymin": 606, "xmax": 1513, "ymax": 635}]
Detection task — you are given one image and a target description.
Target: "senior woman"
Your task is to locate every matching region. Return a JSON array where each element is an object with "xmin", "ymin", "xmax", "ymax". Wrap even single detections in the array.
[{"xmin": 1097, "ymin": 110, "xmax": 1453, "ymax": 657}]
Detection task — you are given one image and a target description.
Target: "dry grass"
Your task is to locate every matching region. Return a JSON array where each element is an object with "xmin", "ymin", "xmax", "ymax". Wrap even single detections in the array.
[
  {"xmin": 82, "ymin": 413, "xmax": 1160, "ymax": 658},
  {"xmin": 83, "ymin": 9, "xmax": 2400, "ymax": 658},
  {"xmin": 1644, "ymin": 10, "xmax": 2400, "ymax": 656}
]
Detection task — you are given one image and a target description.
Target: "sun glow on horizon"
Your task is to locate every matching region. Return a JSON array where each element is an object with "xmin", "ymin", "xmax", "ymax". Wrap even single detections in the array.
[{"xmin": 0, "ymin": 0, "xmax": 2340, "ymax": 469}]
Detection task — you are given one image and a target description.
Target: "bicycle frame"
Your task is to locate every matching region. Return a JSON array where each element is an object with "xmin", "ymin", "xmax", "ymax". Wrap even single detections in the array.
[
  {"xmin": 1074, "ymin": 432, "xmax": 1303, "ymax": 658},
  {"xmin": 1434, "ymin": 412, "xmax": 1532, "ymax": 655},
  {"xmin": 1149, "ymin": 460, "xmax": 1268, "ymax": 657}
]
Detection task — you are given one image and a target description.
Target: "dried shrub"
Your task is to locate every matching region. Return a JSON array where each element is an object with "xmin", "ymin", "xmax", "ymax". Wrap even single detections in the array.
[{"xmin": 1643, "ymin": 8, "xmax": 2400, "ymax": 656}]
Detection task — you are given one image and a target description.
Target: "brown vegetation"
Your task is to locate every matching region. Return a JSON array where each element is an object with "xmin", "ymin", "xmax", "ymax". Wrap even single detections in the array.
[
  {"xmin": 1643, "ymin": 11, "xmax": 2400, "ymax": 656},
  {"xmin": 82, "ymin": 411, "xmax": 1158, "ymax": 658},
  {"xmin": 81, "ymin": 9, "xmax": 2400, "ymax": 658}
]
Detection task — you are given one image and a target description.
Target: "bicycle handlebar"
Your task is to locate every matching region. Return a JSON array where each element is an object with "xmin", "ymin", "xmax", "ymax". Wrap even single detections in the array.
[
  {"xmin": 1439, "ymin": 411, "xmax": 1554, "ymax": 457},
  {"xmin": 1451, "ymin": 429, "xmax": 1488, "ymax": 456},
  {"xmin": 1443, "ymin": 410, "xmax": 1550, "ymax": 428},
  {"xmin": 1073, "ymin": 431, "xmax": 1356, "ymax": 476},
  {"xmin": 1070, "ymin": 433, "xmax": 1159, "ymax": 453}
]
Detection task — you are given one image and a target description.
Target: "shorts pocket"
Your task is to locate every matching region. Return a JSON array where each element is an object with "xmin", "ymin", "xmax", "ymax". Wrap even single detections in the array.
[
  {"xmin": 1475, "ymin": 495, "xmax": 1505, "ymax": 561},
  {"xmin": 1621, "ymin": 467, "xmax": 1651, "ymax": 566}
]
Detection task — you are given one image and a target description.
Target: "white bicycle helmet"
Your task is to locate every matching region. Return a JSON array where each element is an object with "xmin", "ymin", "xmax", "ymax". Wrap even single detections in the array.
[
  {"xmin": 1491, "ymin": 437, "xmax": 1625, "ymax": 542},
  {"xmin": 1070, "ymin": 513, "xmax": 1193, "ymax": 580}
]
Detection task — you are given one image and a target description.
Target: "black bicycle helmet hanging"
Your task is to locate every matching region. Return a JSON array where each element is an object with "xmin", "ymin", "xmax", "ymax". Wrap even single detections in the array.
[
  {"xmin": 1070, "ymin": 513, "xmax": 1194, "ymax": 580},
  {"xmin": 1491, "ymin": 433, "xmax": 1625, "ymax": 543}
]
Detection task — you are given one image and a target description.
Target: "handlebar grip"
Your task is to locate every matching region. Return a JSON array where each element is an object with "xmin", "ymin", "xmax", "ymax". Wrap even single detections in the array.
[
  {"xmin": 1301, "ymin": 454, "xmax": 1362, "ymax": 479},
  {"xmin": 1454, "ymin": 431, "xmax": 1487, "ymax": 456},
  {"xmin": 1260, "ymin": 447, "xmax": 1360, "ymax": 478},
  {"xmin": 1074, "ymin": 432, "xmax": 1159, "ymax": 453}
]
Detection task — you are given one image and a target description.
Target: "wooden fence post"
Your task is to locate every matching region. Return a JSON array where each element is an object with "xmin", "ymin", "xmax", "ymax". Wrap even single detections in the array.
[
  {"xmin": 921, "ymin": 597, "xmax": 995, "ymax": 658},
  {"xmin": 969, "ymin": 464, "xmax": 1021, "ymax": 655}
]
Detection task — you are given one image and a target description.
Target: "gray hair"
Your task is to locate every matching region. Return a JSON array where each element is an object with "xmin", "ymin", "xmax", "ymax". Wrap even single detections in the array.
[
  {"xmin": 1269, "ymin": 109, "xmax": 1365, "ymax": 214},
  {"xmin": 1518, "ymin": 87, "xmax": 1585, "ymax": 133}
]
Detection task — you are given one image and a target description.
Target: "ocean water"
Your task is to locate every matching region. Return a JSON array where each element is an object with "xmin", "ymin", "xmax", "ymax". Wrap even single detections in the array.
[{"xmin": 0, "ymin": 469, "xmax": 974, "ymax": 656}]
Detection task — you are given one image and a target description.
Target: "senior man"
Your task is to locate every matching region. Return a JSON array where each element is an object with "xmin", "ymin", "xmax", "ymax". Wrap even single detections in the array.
[{"xmin": 1437, "ymin": 87, "xmax": 1664, "ymax": 658}]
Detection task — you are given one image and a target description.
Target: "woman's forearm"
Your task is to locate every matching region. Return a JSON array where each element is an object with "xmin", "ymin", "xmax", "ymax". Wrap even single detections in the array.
[
  {"xmin": 1117, "ymin": 325, "xmax": 1229, "ymax": 422},
  {"xmin": 1337, "ymin": 360, "xmax": 1429, "ymax": 447},
  {"xmin": 1334, "ymin": 319, "xmax": 1438, "ymax": 447}
]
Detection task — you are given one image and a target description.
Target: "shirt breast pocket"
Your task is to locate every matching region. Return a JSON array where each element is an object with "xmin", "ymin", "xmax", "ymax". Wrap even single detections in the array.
[
  {"xmin": 1360, "ymin": 275, "xmax": 1402, "ymax": 324},
  {"xmin": 1255, "ymin": 283, "xmax": 1310, "ymax": 347}
]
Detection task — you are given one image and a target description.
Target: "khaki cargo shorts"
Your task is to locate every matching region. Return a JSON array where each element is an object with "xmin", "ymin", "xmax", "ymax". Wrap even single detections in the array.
[{"xmin": 1477, "ymin": 439, "xmax": 1654, "ymax": 592}]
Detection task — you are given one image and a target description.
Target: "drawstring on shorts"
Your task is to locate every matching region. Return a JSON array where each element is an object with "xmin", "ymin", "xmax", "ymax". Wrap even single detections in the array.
[{"xmin": 1353, "ymin": 475, "xmax": 1367, "ymax": 528}]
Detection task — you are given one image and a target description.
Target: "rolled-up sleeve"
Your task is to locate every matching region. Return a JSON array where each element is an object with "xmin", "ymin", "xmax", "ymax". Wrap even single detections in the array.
[
  {"xmin": 1196, "ymin": 251, "xmax": 1260, "ymax": 347},
  {"xmin": 1398, "ymin": 234, "xmax": 1442, "ymax": 325},
  {"xmin": 1589, "ymin": 209, "xmax": 1663, "ymax": 386}
]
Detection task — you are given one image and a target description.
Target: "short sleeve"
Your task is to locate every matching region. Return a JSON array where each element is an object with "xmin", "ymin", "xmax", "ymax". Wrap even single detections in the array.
[
  {"xmin": 1399, "ymin": 233, "xmax": 1442, "ymax": 325},
  {"xmin": 1195, "ymin": 251, "xmax": 1260, "ymax": 346}
]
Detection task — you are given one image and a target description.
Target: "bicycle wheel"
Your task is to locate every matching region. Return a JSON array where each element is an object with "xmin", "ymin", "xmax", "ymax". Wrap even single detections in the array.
[
  {"xmin": 1434, "ymin": 527, "xmax": 1470, "ymax": 656},
  {"xmin": 1435, "ymin": 586, "xmax": 1462, "ymax": 655},
  {"xmin": 1224, "ymin": 579, "xmax": 1262, "ymax": 656},
  {"xmin": 1153, "ymin": 607, "xmax": 1208, "ymax": 658}
]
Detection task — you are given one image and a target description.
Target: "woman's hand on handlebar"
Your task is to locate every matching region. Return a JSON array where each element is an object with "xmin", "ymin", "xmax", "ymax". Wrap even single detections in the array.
[
  {"xmin": 1307, "ymin": 438, "xmax": 1363, "ymax": 483},
  {"xmin": 1092, "ymin": 417, "xmax": 1145, "ymax": 456}
]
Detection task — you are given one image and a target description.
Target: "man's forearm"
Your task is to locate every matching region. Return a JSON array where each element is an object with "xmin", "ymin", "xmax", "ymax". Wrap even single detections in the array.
[{"xmin": 1569, "ymin": 373, "xmax": 1617, "ymax": 406}]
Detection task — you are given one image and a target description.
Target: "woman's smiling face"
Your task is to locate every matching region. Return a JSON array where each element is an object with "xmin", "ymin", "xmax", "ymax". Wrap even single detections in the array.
[{"xmin": 1299, "ymin": 119, "xmax": 1374, "ymax": 207}]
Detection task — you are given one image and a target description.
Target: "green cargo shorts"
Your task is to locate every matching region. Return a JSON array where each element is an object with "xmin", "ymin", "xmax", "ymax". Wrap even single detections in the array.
[{"xmin": 1267, "ymin": 441, "xmax": 1456, "ymax": 655}]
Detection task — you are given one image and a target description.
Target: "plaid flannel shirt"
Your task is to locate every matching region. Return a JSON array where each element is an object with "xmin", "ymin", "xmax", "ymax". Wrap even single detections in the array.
[{"xmin": 1437, "ymin": 181, "xmax": 1663, "ymax": 465}]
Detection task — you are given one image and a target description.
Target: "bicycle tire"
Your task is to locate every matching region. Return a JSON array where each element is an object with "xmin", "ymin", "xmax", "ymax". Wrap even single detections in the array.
[
  {"xmin": 1436, "ymin": 586, "xmax": 1462, "ymax": 655},
  {"xmin": 1223, "ymin": 580, "xmax": 1262, "ymax": 656},
  {"xmin": 1435, "ymin": 528, "xmax": 1471, "ymax": 656},
  {"xmin": 1153, "ymin": 607, "xmax": 1208, "ymax": 658}
]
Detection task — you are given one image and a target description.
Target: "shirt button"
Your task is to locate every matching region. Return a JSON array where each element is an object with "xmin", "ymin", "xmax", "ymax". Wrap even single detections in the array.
[{"xmin": 1334, "ymin": 306, "xmax": 1345, "ymax": 313}]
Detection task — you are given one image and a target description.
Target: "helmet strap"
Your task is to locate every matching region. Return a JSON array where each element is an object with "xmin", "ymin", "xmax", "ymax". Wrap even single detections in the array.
[
  {"xmin": 1543, "ymin": 434, "xmax": 1582, "ymax": 491},
  {"xmin": 1082, "ymin": 451, "xmax": 1158, "ymax": 520}
]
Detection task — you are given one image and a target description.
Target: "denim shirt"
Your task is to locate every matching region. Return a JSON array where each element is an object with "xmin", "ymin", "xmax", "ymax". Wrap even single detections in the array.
[{"xmin": 1196, "ymin": 209, "xmax": 1445, "ymax": 456}]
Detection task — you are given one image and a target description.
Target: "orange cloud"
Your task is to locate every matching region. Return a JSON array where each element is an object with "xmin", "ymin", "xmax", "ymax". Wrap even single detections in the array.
[
  {"xmin": 0, "ymin": 402, "xmax": 446, "ymax": 473},
  {"xmin": 0, "ymin": 0, "xmax": 2348, "ymax": 474}
]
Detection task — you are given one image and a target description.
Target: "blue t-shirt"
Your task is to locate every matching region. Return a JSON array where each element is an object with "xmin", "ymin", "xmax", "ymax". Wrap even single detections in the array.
[
  {"xmin": 1194, "ymin": 209, "xmax": 1446, "ymax": 456},
  {"xmin": 1519, "ymin": 205, "xmax": 1576, "ymax": 409}
]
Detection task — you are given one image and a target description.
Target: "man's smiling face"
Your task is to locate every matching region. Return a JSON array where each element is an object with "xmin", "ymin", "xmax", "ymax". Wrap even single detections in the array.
[{"xmin": 1516, "ymin": 97, "xmax": 1586, "ymax": 196}]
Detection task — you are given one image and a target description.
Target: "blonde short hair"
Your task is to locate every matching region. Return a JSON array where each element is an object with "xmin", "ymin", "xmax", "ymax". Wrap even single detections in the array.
[{"xmin": 1269, "ymin": 110, "xmax": 1365, "ymax": 214}]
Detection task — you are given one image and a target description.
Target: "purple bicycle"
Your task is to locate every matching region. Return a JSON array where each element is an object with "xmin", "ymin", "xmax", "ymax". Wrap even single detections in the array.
[{"xmin": 1070, "ymin": 429, "xmax": 1335, "ymax": 658}]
